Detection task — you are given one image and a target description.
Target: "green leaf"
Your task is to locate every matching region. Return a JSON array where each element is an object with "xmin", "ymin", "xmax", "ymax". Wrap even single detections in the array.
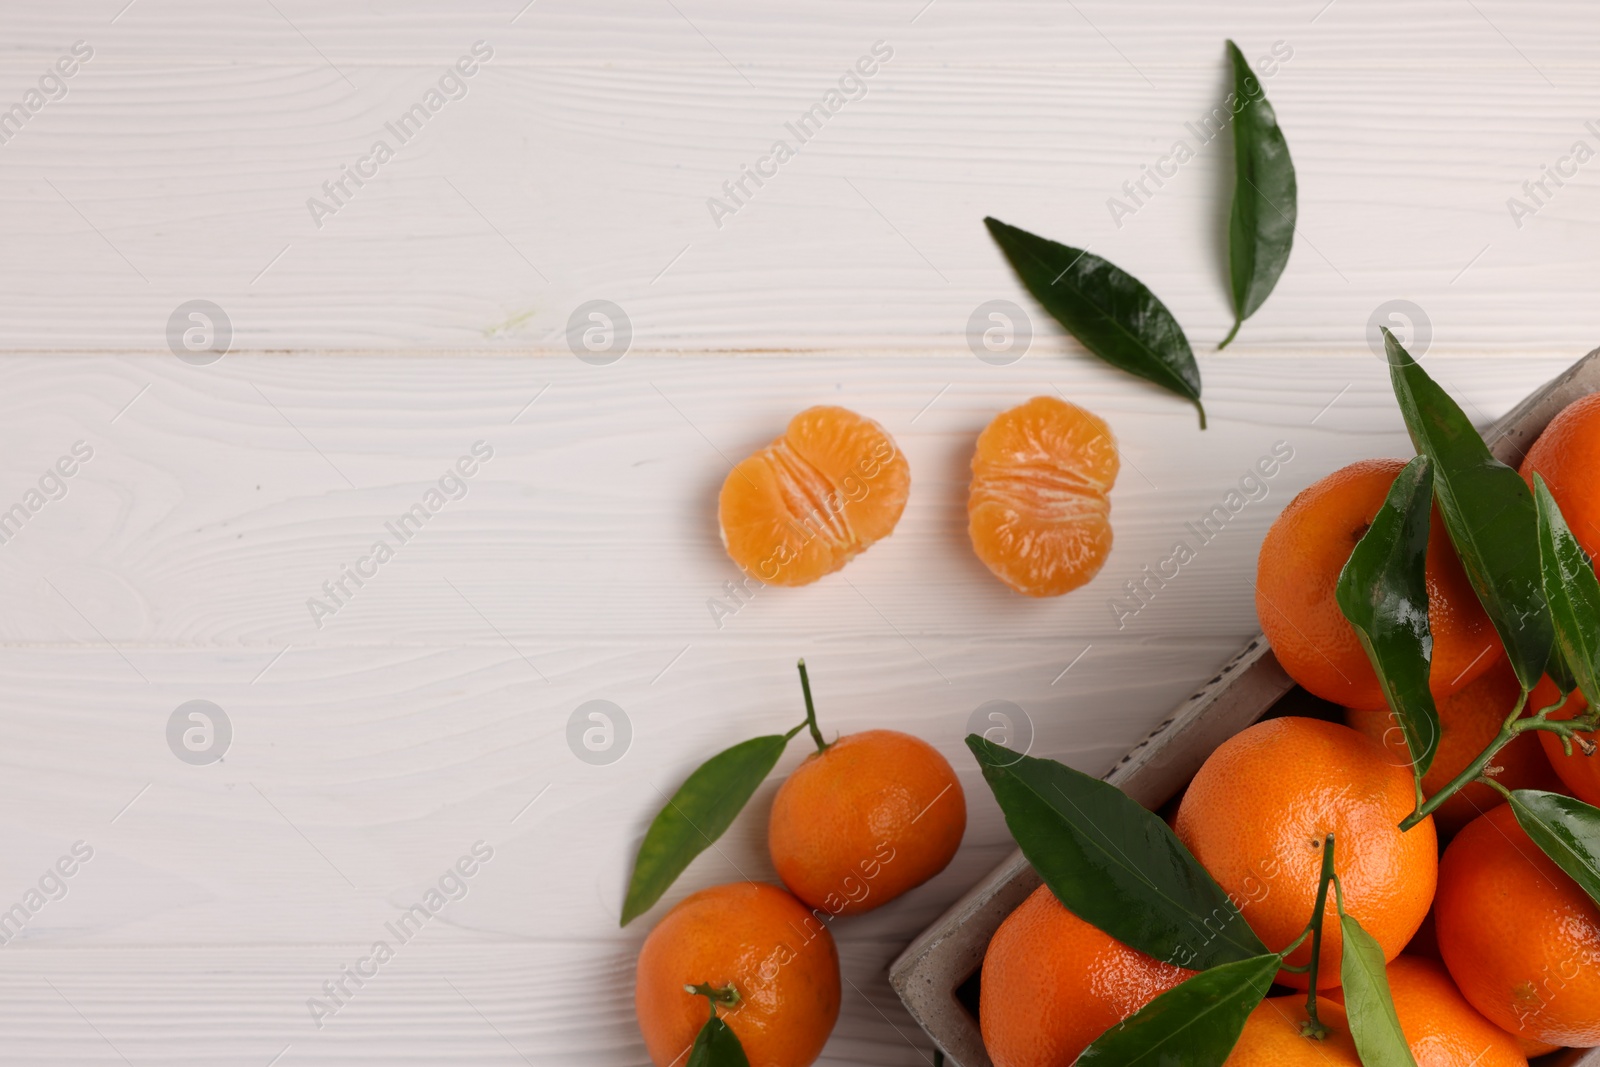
[
  {"xmin": 1510, "ymin": 788, "xmax": 1600, "ymax": 907},
  {"xmin": 1220, "ymin": 39, "xmax": 1296, "ymax": 349},
  {"xmin": 966, "ymin": 734, "xmax": 1267, "ymax": 969},
  {"xmin": 686, "ymin": 1013, "xmax": 750, "ymax": 1067},
  {"xmin": 1338, "ymin": 911, "xmax": 1417, "ymax": 1067},
  {"xmin": 621, "ymin": 731, "xmax": 796, "ymax": 925},
  {"xmin": 1335, "ymin": 455, "xmax": 1440, "ymax": 777},
  {"xmin": 983, "ymin": 216, "xmax": 1205, "ymax": 427},
  {"xmin": 1075, "ymin": 953, "xmax": 1277, "ymax": 1065},
  {"xmin": 1533, "ymin": 475, "xmax": 1600, "ymax": 709},
  {"xmin": 1384, "ymin": 329, "xmax": 1554, "ymax": 692}
]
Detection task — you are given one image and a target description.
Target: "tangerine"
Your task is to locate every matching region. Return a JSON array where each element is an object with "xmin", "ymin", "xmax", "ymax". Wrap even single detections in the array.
[
  {"xmin": 979, "ymin": 884, "xmax": 1193, "ymax": 1067},
  {"xmin": 1326, "ymin": 955, "xmax": 1528, "ymax": 1066},
  {"xmin": 768, "ymin": 729, "xmax": 964, "ymax": 917},
  {"xmin": 718, "ymin": 406, "xmax": 910, "ymax": 587},
  {"xmin": 1436, "ymin": 803, "xmax": 1600, "ymax": 1047},
  {"xmin": 1531, "ymin": 674, "xmax": 1600, "ymax": 806},
  {"xmin": 1346, "ymin": 657, "xmax": 1561, "ymax": 836},
  {"xmin": 1174, "ymin": 717, "xmax": 1437, "ymax": 988},
  {"xmin": 1256, "ymin": 458, "xmax": 1502, "ymax": 708},
  {"xmin": 1223, "ymin": 996, "xmax": 1361, "ymax": 1064},
  {"xmin": 967, "ymin": 395, "xmax": 1119, "ymax": 597},
  {"xmin": 634, "ymin": 882, "xmax": 840, "ymax": 1067},
  {"xmin": 1520, "ymin": 392, "xmax": 1600, "ymax": 561}
]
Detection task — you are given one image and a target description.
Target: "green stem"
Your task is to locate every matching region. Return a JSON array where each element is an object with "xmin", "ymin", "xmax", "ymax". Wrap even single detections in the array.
[
  {"xmin": 796, "ymin": 659, "xmax": 828, "ymax": 753},
  {"xmin": 1301, "ymin": 833, "xmax": 1335, "ymax": 1040},
  {"xmin": 1400, "ymin": 688, "xmax": 1529, "ymax": 831},
  {"xmin": 685, "ymin": 981, "xmax": 740, "ymax": 1014},
  {"xmin": 1217, "ymin": 319, "xmax": 1242, "ymax": 350}
]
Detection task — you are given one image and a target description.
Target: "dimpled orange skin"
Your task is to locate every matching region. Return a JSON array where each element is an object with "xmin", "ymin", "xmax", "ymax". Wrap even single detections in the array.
[
  {"xmin": 1256, "ymin": 458, "xmax": 1502, "ymax": 709},
  {"xmin": 1224, "ymin": 997, "xmax": 1361, "ymax": 1065},
  {"xmin": 1531, "ymin": 674, "xmax": 1600, "ymax": 805},
  {"xmin": 1174, "ymin": 717, "xmax": 1437, "ymax": 989},
  {"xmin": 967, "ymin": 395, "xmax": 1119, "ymax": 597},
  {"xmin": 719, "ymin": 406, "xmax": 911, "ymax": 587},
  {"xmin": 1346, "ymin": 658, "xmax": 1562, "ymax": 837},
  {"xmin": 1521, "ymin": 392, "xmax": 1600, "ymax": 561},
  {"xmin": 1327, "ymin": 956, "xmax": 1529, "ymax": 1066},
  {"xmin": 634, "ymin": 882, "xmax": 840, "ymax": 1067},
  {"xmin": 1437, "ymin": 804, "xmax": 1600, "ymax": 1047},
  {"xmin": 979, "ymin": 884, "xmax": 1194, "ymax": 1067},
  {"xmin": 768, "ymin": 730, "xmax": 965, "ymax": 917}
]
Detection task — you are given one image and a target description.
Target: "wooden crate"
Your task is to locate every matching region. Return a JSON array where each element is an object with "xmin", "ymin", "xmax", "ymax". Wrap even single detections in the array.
[{"xmin": 889, "ymin": 348, "xmax": 1600, "ymax": 1067}]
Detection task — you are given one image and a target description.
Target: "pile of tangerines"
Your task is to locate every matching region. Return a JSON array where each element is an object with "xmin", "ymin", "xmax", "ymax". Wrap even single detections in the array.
[{"xmin": 982, "ymin": 385, "xmax": 1600, "ymax": 1066}]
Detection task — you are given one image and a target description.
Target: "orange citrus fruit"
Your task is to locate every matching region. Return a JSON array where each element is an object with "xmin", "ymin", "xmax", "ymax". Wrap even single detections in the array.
[
  {"xmin": 1256, "ymin": 458, "xmax": 1501, "ymax": 708},
  {"xmin": 967, "ymin": 395, "xmax": 1119, "ymax": 597},
  {"xmin": 634, "ymin": 882, "xmax": 840, "ymax": 1067},
  {"xmin": 1326, "ymin": 956, "xmax": 1529, "ymax": 1066},
  {"xmin": 768, "ymin": 729, "xmax": 964, "ymax": 916},
  {"xmin": 718, "ymin": 406, "xmax": 910, "ymax": 587},
  {"xmin": 1530, "ymin": 674, "xmax": 1600, "ymax": 805},
  {"xmin": 1346, "ymin": 657, "xmax": 1561, "ymax": 836},
  {"xmin": 979, "ymin": 884, "xmax": 1193, "ymax": 1066},
  {"xmin": 1521, "ymin": 392, "xmax": 1600, "ymax": 560},
  {"xmin": 1174, "ymin": 716, "xmax": 1437, "ymax": 988},
  {"xmin": 1436, "ymin": 803, "xmax": 1600, "ymax": 1047},
  {"xmin": 1224, "ymin": 996, "xmax": 1361, "ymax": 1064}
]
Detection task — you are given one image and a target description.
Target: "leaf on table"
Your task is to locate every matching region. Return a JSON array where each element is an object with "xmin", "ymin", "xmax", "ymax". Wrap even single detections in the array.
[
  {"xmin": 621, "ymin": 732, "xmax": 794, "ymax": 925},
  {"xmin": 1511, "ymin": 788, "xmax": 1600, "ymax": 907},
  {"xmin": 1533, "ymin": 474, "xmax": 1600, "ymax": 708},
  {"xmin": 1335, "ymin": 454, "xmax": 1440, "ymax": 778},
  {"xmin": 1220, "ymin": 39, "xmax": 1296, "ymax": 349},
  {"xmin": 1074, "ymin": 953, "xmax": 1278, "ymax": 1065},
  {"xmin": 686, "ymin": 1013, "xmax": 751, "ymax": 1067},
  {"xmin": 983, "ymin": 216, "xmax": 1206, "ymax": 427},
  {"xmin": 1384, "ymin": 328, "xmax": 1553, "ymax": 692},
  {"xmin": 966, "ymin": 734, "xmax": 1267, "ymax": 969},
  {"xmin": 1338, "ymin": 910, "xmax": 1418, "ymax": 1067}
]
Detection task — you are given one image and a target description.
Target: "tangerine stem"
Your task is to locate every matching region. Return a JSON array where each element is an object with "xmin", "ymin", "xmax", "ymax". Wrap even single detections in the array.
[
  {"xmin": 1401, "ymin": 688, "xmax": 1531, "ymax": 831},
  {"xmin": 1301, "ymin": 834, "xmax": 1335, "ymax": 1040},
  {"xmin": 796, "ymin": 659, "xmax": 828, "ymax": 753},
  {"xmin": 685, "ymin": 981, "xmax": 740, "ymax": 1014}
]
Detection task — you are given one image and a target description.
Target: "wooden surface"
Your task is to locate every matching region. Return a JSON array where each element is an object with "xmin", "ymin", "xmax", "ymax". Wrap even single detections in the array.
[{"xmin": 2, "ymin": 2, "xmax": 1598, "ymax": 1063}]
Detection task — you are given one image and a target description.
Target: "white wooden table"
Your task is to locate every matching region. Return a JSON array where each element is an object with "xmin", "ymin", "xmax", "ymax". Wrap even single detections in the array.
[{"xmin": 0, "ymin": 2, "xmax": 1593, "ymax": 1063}]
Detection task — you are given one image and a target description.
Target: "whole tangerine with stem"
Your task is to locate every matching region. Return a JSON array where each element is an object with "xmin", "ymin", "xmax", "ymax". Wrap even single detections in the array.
[
  {"xmin": 979, "ymin": 884, "xmax": 1194, "ymax": 1067},
  {"xmin": 1256, "ymin": 458, "xmax": 1502, "ymax": 709},
  {"xmin": 634, "ymin": 881, "xmax": 840, "ymax": 1067},
  {"xmin": 1325, "ymin": 955, "xmax": 1529, "ymax": 1066},
  {"xmin": 1436, "ymin": 803, "xmax": 1600, "ymax": 1048},
  {"xmin": 768, "ymin": 662, "xmax": 965, "ymax": 916},
  {"xmin": 1223, "ymin": 996, "xmax": 1361, "ymax": 1065},
  {"xmin": 1346, "ymin": 657, "xmax": 1561, "ymax": 836},
  {"xmin": 1521, "ymin": 392, "xmax": 1600, "ymax": 561},
  {"xmin": 718, "ymin": 405, "xmax": 911, "ymax": 587},
  {"xmin": 967, "ymin": 395, "xmax": 1120, "ymax": 597},
  {"xmin": 1173, "ymin": 716, "xmax": 1437, "ymax": 988},
  {"xmin": 1531, "ymin": 673, "xmax": 1600, "ymax": 805}
]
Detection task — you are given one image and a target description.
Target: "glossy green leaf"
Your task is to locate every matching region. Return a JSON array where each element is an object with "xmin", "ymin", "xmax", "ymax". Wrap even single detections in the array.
[
  {"xmin": 1338, "ymin": 911, "xmax": 1417, "ymax": 1067},
  {"xmin": 1384, "ymin": 329, "xmax": 1553, "ymax": 692},
  {"xmin": 967, "ymin": 734, "xmax": 1267, "ymax": 969},
  {"xmin": 984, "ymin": 217, "xmax": 1205, "ymax": 427},
  {"xmin": 1534, "ymin": 475, "xmax": 1600, "ymax": 708},
  {"xmin": 686, "ymin": 1013, "xmax": 750, "ymax": 1067},
  {"xmin": 1075, "ymin": 953, "xmax": 1277, "ymax": 1065},
  {"xmin": 621, "ymin": 730, "xmax": 797, "ymax": 925},
  {"xmin": 1511, "ymin": 788, "xmax": 1600, "ymax": 907},
  {"xmin": 1219, "ymin": 39, "xmax": 1296, "ymax": 349},
  {"xmin": 1335, "ymin": 455, "xmax": 1440, "ymax": 778}
]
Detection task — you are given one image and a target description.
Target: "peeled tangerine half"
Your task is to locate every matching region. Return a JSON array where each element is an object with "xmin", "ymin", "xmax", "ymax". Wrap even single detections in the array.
[
  {"xmin": 718, "ymin": 405, "xmax": 911, "ymax": 586},
  {"xmin": 968, "ymin": 395, "xmax": 1120, "ymax": 597}
]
